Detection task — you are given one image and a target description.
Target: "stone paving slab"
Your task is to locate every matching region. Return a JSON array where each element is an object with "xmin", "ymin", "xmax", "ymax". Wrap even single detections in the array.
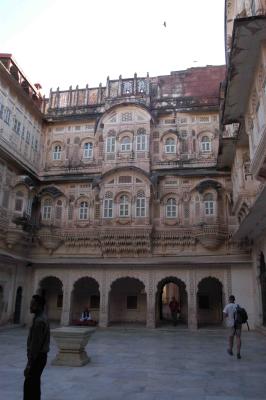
[{"xmin": 1, "ymin": 327, "xmax": 266, "ymax": 399}]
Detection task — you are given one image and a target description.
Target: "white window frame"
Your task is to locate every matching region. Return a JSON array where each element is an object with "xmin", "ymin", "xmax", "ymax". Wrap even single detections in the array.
[
  {"xmin": 83, "ymin": 142, "xmax": 93, "ymax": 159},
  {"xmin": 106, "ymin": 137, "xmax": 116, "ymax": 153},
  {"xmin": 136, "ymin": 133, "xmax": 147, "ymax": 151},
  {"xmin": 201, "ymin": 136, "xmax": 211, "ymax": 152},
  {"xmin": 79, "ymin": 201, "xmax": 89, "ymax": 220},
  {"xmin": 120, "ymin": 137, "xmax": 131, "ymax": 152},
  {"xmin": 53, "ymin": 145, "xmax": 62, "ymax": 160},
  {"xmin": 203, "ymin": 193, "xmax": 215, "ymax": 216},
  {"xmin": 166, "ymin": 198, "xmax": 177, "ymax": 218},
  {"xmin": 136, "ymin": 197, "xmax": 146, "ymax": 217},
  {"xmin": 204, "ymin": 200, "xmax": 215, "ymax": 215},
  {"xmin": 42, "ymin": 200, "xmax": 52, "ymax": 220},
  {"xmin": 119, "ymin": 195, "xmax": 129, "ymax": 217},
  {"xmin": 165, "ymin": 138, "xmax": 176, "ymax": 154},
  {"xmin": 103, "ymin": 198, "xmax": 113, "ymax": 218}
]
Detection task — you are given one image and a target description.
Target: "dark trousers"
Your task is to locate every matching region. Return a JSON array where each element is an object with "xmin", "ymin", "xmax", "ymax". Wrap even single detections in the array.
[{"xmin": 23, "ymin": 353, "xmax": 47, "ymax": 400}]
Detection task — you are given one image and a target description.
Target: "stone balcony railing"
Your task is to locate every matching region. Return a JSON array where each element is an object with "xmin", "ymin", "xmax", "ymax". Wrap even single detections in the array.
[{"xmin": 30, "ymin": 223, "xmax": 234, "ymax": 256}]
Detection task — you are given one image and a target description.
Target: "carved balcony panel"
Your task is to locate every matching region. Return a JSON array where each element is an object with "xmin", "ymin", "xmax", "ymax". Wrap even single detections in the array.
[
  {"xmin": 38, "ymin": 226, "xmax": 63, "ymax": 254},
  {"xmin": 196, "ymin": 224, "xmax": 229, "ymax": 250}
]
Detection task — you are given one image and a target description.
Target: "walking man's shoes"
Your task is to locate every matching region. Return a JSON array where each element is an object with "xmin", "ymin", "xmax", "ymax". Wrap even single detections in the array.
[
  {"xmin": 227, "ymin": 349, "xmax": 233, "ymax": 356},
  {"xmin": 237, "ymin": 353, "xmax": 241, "ymax": 359}
]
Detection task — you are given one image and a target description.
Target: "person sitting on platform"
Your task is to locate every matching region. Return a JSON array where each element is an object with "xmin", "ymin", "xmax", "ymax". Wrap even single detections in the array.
[{"xmin": 80, "ymin": 307, "xmax": 92, "ymax": 322}]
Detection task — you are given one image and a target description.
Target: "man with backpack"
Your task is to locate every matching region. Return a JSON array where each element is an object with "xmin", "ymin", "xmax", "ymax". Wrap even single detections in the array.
[{"xmin": 223, "ymin": 295, "xmax": 248, "ymax": 360}]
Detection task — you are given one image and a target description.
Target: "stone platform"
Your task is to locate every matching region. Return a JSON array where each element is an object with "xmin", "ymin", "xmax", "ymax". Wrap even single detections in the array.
[
  {"xmin": 51, "ymin": 326, "xmax": 95, "ymax": 366},
  {"xmin": 1, "ymin": 327, "xmax": 266, "ymax": 400}
]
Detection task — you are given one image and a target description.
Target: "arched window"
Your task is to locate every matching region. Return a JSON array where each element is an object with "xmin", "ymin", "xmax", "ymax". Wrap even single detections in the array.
[
  {"xmin": 201, "ymin": 136, "xmax": 211, "ymax": 152},
  {"xmin": 83, "ymin": 143, "xmax": 93, "ymax": 159},
  {"xmin": 136, "ymin": 191, "xmax": 146, "ymax": 217},
  {"xmin": 103, "ymin": 192, "xmax": 113, "ymax": 218},
  {"xmin": 106, "ymin": 136, "xmax": 115, "ymax": 153},
  {"xmin": 119, "ymin": 195, "xmax": 129, "ymax": 217},
  {"xmin": 79, "ymin": 201, "xmax": 89, "ymax": 220},
  {"xmin": 42, "ymin": 199, "xmax": 52, "ymax": 220},
  {"xmin": 121, "ymin": 136, "xmax": 131, "ymax": 152},
  {"xmin": 136, "ymin": 129, "xmax": 147, "ymax": 151},
  {"xmin": 166, "ymin": 198, "xmax": 177, "ymax": 218},
  {"xmin": 53, "ymin": 145, "xmax": 62, "ymax": 160},
  {"xmin": 55, "ymin": 199, "xmax": 63, "ymax": 219},
  {"xmin": 204, "ymin": 193, "xmax": 215, "ymax": 215},
  {"xmin": 165, "ymin": 138, "xmax": 176, "ymax": 153},
  {"xmin": 14, "ymin": 191, "xmax": 24, "ymax": 212}
]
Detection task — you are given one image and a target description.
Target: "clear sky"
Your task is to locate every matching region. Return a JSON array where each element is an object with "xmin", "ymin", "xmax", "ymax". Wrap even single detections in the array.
[{"xmin": 1, "ymin": 0, "xmax": 225, "ymax": 96}]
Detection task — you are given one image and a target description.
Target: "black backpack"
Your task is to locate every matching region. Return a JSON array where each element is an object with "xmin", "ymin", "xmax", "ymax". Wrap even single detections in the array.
[{"xmin": 234, "ymin": 305, "xmax": 248, "ymax": 327}]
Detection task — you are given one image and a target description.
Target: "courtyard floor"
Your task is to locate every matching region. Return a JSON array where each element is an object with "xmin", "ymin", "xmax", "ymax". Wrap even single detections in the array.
[{"xmin": 1, "ymin": 326, "xmax": 266, "ymax": 400}]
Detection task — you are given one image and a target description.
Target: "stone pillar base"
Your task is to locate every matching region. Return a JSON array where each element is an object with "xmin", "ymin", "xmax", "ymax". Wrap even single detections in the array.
[{"xmin": 51, "ymin": 327, "xmax": 95, "ymax": 367}]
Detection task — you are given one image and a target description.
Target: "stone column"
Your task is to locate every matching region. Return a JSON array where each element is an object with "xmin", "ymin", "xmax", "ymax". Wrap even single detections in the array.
[
  {"xmin": 187, "ymin": 270, "xmax": 197, "ymax": 330},
  {"xmin": 99, "ymin": 271, "xmax": 109, "ymax": 327},
  {"xmin": 61, "ymin": 274, "xmax": 71, "ymax": 326},
  {"xmin": 146, "ymin": 272, "xmax": 156, "ymax": 328}
]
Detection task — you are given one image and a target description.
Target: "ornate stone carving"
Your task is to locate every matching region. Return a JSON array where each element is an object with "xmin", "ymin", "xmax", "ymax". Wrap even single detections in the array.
[{"xmin": 38, "ymin": 226, "xmax": 63, "ymax": 254}]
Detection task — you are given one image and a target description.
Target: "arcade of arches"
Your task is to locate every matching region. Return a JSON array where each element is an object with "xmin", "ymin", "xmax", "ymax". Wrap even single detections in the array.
[{"xmin": 28, "ymin": 270, "xmax": 236, "ymax": 329}]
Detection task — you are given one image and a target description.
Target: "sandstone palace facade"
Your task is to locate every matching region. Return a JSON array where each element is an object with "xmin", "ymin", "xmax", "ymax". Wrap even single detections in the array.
[{"xmin": 0, "ymin": 0, "xmax": 266, "ymax": 331}]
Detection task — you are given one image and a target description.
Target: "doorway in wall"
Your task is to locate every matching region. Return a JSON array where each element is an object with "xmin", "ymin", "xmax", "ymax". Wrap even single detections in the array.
[
  {"xmin": 14, "ymin": 286, "xmax": 22, "ymax": 324},
  {"xmin": 39, "ymin": 276, "xmax": 63, "ymax": 324},
  {"xmin": 71, "ymin": 277, "xmax": 100, "ymax": 324},
  {"xmin": 109, "ymin": 277, "xmax": 146, "ymax": 326},
  {"xmin": 259, "ymin": 252, "xmax": 266, "ymax": 325},
  {"xmin": 197, "ymin": 277, "xmax": 223, "ymax": 327},
  {"xmin": 156, "ymin": 277, "xmax": 187, "ymax": 327}
]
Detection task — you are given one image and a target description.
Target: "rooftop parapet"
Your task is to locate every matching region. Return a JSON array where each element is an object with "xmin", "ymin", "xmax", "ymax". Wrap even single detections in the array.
[
  {"xmin": 45, "ymin": 66, "xmax": 225, "ymax": 116},
  {"xmin": 0, "ymin": 53, "xmax": 44, "ymax": 110}
]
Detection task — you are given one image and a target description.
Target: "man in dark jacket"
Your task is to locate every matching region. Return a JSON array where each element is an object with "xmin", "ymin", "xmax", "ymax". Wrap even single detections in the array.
[
  {"xmin": 24, "ymin": 294, "xmax": 50, "ymax": 400},
  {"xmin": 169, "ymin": 296, "xmax": 180, "ymax": 326}
]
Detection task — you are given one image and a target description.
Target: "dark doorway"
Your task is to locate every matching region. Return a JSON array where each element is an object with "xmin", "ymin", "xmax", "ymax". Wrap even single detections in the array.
[
  {"xmin": 14, "ymin": 286, "xmax": 22, "ymax": 324},
  {"xmin": 197, "ymin": 277, "xmax": 223, "ymax": 327},
  {"xmin": 259, "ymin": 252, "xmax": 266, "ymax": 325},
  {"xmin": 156, "ymin": 277, "xmax": 187, "ymax": 327},
  {"xmin": 109, "ymin": 277, "xmax": 146, "ymax": 326}
]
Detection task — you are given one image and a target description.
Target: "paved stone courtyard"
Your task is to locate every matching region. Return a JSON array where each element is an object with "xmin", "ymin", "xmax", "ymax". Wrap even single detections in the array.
[{"xmin": 1, "ymin": 326, "xmax": 266, "ymax": 400}]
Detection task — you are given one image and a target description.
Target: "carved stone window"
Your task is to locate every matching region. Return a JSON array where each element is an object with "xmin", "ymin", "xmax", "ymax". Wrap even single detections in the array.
[
  {"xmin": 83, "ymin": 142, "xmax": 93, "ymax": 159},
  {"xmin": 119, "ymin": 195, "xmax": 129, "ymax": 217},
  {"xmin": 136, "ymin": 190, "xmax": 146, "ymax": 217},
  {"xmin": 137, "ymin": 80, "xmax": 146, "ymax": 93},
  {"xmin": 165, "ymin": 138, "xmax": 176, "ymax": 154},
  {"xmin": 55, "ymin": 199, "xmax": 63, "ymax": 219},
  {"xmin": 103, "ymin": 192, "xmax": 113, "ymax": 218},
  {"xmin": 121, "ymin": 112, "xmax": 132, "ymax": 122},
  {"xmin": 42, "ymin": 199, "xmax": 52, "ymax": 220},
  {"xmin": 122, "ymin": 81, "xmax": 133, "ymax": 95},
  {"xmin": 201, "ymin": 136, "xmax": 211, "ymax": 152},
  {"xmin": 118, "ymin": 176, "xmax": 132, "ymax": 184},
  {"xmin": 203, "ymin": 193, "xmax": 215, "ymax": 216},
  {"xmin": 136, "ymin": 129, "xmax": 147, "ymax": 151},
  {"xmin": 106, "ymin": 137, "xmax": 115, "ymax": 153},
  {"xmin": 166, "ymin": 198, "xmax": 177, "ymax": 218},
  {"xmin": 53, "ymin": 145, "xmax": 62, "ymax": 160},
  {"xmin": 79, "ymin": 201, "xmax": 89, "ymax": 220},
  {"xmin": 14, "ymin": 191, "xmax": 24, "ymax": 212},
  {"xmin": 120, "ymin": 136, "xmax": 131, "ymax": 152}
]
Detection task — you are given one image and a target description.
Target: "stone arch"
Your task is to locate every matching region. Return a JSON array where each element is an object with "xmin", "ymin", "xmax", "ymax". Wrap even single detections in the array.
[
  {"xmin": 38, "ymin": 276, "xmax": 63, "ymax": 323},
  {"xmin": 197, "ymin": 277, "xmax": 224, "ymax": 327},
  {"xmin": 13, "ymin": 286, "xmax": 23, "ymax": 324},
  {"xmin": 71, "ymin": 277, "xmax": 100, "ymax": 324},
  {"xmin": 156, "ymin": 277, "xmax": 188, "ymax": 327},
  {"xmin": 109, "ymin": 277, "xmax": 146, "ymax": 326}
]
